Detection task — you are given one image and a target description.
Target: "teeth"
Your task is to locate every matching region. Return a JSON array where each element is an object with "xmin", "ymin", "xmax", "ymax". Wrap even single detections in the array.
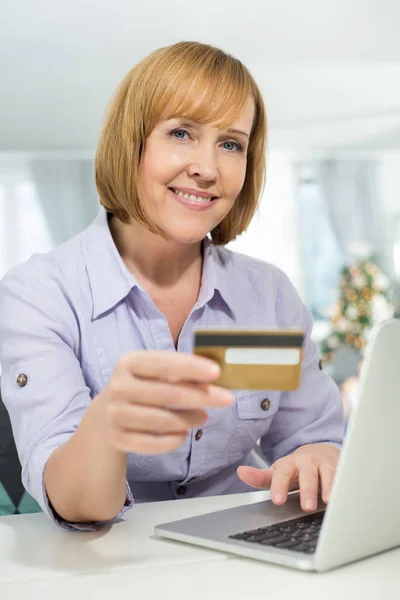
[{"xmin": 172, "ymin": 188, "xmax": 212, "ymax": 203}]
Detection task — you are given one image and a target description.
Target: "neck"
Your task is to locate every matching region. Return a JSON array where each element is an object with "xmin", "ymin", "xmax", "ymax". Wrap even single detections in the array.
[{"xmin": 108, "ymin": 214, "xmax": 203, "ymax": 288}]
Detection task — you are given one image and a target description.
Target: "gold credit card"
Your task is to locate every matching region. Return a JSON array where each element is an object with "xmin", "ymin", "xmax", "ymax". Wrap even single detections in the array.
[{"xmin": 194, "ymin": 328, "xmax": 305, "ymax": 390}]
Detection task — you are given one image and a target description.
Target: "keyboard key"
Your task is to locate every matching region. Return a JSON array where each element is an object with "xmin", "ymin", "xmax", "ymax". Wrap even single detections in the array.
[
  {"xmin": 291, "ymin": 544, "xmax": 316, "ymax": 554},
  {"xmin": 273, "ymin": 540, "xmax": 302, "ymax": 549},
  {"xmin": 259, "ymin": 535, "xmax": 287, "ymax": 546},
  {"xmin": 248, "ymin": 533, "xmax": 286, "ymax": 543},
  {"xmin": 245, "ymin": 529, "xmax": 265, "ymax": 535},
  {"xmin": 229, "ymin": 533, "xmax": 251, "ymax": 540}
]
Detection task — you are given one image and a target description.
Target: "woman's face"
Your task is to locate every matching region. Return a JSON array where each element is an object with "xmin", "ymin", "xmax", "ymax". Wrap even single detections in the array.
[{"xmin": 138, "ymin": 96, "xmax": 255, "ymax": 244}]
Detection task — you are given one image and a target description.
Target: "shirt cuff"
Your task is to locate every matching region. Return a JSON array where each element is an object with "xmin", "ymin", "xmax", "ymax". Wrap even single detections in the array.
[
  {"xmin": 26, "ymin": 441, "xmax": 134, "ymax": 531},
  {"xmin": 43, "ymin": 479, "xmax": 134, "ymax": 532}
]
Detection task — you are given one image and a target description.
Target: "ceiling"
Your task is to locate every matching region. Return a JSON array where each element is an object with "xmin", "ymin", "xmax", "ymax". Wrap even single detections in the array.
[{"xmin": 1, "ymin": 0, "xmax": 400, "ymax": 152}]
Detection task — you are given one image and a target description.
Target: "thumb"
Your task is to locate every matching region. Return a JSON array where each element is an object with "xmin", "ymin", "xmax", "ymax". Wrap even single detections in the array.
[{"xmin": 237, "ymin": 465, "xmax": 273, "ymax": 489}]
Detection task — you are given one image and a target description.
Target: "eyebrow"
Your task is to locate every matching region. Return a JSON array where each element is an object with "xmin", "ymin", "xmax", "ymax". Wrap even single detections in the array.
[
  {"xmin": 226, "ymin": 128, "xmax": 250, "ymax": 139},
  {"xmin": 171, "ymin": 119, "xmax": 250, "ymax": 139}
]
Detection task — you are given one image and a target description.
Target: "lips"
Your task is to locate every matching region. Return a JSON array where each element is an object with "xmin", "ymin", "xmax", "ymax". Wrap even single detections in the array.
[
  {"xmin": 168, "ymin": 187, "xmax": 217, "ymax": 211},
  {"xmin": 169, "ymin": 187, "xmax": 217, "ymax": 201}
]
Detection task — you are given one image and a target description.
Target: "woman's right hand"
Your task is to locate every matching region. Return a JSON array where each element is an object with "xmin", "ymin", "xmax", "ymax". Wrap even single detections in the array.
[{"xmin": 100, "ymin": 351, "xmax": 234, "ymax": 455}]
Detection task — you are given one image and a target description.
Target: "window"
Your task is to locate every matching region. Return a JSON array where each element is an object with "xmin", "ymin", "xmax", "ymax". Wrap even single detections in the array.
[
  {"xmin": 0, "ymin": 173, "xmax": 53, "ymax": 280},
  {"xmin": 298, "ymin": 175, "xmax": 344, "ymax": 320},
  {"xmin": 0, "ymin": 184, "xmax": 6, "ymax": 278},
  {"xmin": 16, "ymin": 180, "xmax": 54, "ymax": 264}
]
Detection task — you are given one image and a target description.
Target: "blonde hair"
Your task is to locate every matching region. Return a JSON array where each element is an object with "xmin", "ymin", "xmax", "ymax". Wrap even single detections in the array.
[{"xmin": 95, "ymin": 41, "xmax": 267, "ymax": 245}]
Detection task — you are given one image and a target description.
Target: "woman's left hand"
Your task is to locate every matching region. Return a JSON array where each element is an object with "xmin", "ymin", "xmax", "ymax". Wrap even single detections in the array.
[{"xmin": 237, "ymin": 443, "xmax": 340, "ymax": 512}]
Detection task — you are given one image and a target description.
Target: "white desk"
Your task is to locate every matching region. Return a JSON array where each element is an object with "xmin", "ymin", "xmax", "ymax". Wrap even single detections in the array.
[{"xmin": 0, "ymin": 491, "xmax": 399, "ymax": 600}]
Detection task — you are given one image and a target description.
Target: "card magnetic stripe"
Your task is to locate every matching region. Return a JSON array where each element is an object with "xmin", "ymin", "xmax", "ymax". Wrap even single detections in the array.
[{"xmin": 194, "ymin": 333, "xmax": 304, "ymax": 348}]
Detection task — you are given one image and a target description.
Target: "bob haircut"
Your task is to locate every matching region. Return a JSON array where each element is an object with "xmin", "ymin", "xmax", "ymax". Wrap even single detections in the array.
[{"xmin": 95, "ymin": 41, "xmax": 267, "ymax": 245}]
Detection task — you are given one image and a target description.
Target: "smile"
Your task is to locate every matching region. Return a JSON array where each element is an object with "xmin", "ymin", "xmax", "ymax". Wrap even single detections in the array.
[
  {"xmin": 168, "ymin": 187, "xmax": 217, "ymax": 211},
  {"xmin": 169, "ymin": 187, "xmax": 216, "ymax": 203}
]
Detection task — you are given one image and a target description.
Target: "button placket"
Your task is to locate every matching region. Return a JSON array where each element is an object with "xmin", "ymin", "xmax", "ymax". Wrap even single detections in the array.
[{"xmin": 184, "ymin": 426, "xmax": 205, "ymax": 487}]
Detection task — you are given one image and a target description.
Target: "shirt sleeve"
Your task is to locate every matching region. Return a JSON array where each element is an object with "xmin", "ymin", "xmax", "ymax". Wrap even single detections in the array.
[
  {"xmin": 260, "ymin": 269, "xmax": 345, "ymax": 464},
  {"xmin": 0, "ymin": 261, "xmax": 133, "ymax": 531}
]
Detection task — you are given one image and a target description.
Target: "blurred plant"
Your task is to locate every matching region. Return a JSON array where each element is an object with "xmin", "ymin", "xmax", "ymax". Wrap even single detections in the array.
[{"xmin": 321, "ymin": 253, "xmax": 395, "ymax": 362}]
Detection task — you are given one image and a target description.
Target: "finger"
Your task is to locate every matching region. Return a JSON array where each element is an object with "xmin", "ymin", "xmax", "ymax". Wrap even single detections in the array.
[
  {"xmin": 298, "ymin": 462, "xmax": 320, "ymax": 512},
  {"xmin": 111, "ymin": 430, "xmax": 189, "ymax": 455},
  {"xmin": 109, "ymin": 375, "xmax": 233, "ymax": 409},
  {"xmin": 119, "ymin": 351, "xmax": 221, "ymax": 383},
  {"xmin": 237, "ymin": 466, "xmax": 274, "ymax": 489},
  {"xmin": 269, "ymin": 461, "xmax": 297, "ymax": 505},
  {"xmin": 108, "ymin": 402, "xmax": 208, "ymax": 433},
  {"xmin": 319, "ymin": 463, "xmax": 336, "ymax": 504}
]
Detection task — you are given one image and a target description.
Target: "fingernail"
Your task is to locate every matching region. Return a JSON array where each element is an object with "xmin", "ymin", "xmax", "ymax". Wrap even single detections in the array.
[
  {"xmin": 208, "ymin": 362, "xmax": 220, "ymax": 375},
  {"xmin": 305, "ymin": 499, "xmax": 315, "ymax": 511},
  {"xmin": 274, "ymin": 493, "xmax": 283, "ymax": 504}
]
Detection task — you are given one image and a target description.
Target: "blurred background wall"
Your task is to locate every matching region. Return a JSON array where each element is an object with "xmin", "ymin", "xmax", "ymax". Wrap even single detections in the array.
[
  {"xmin": 1, "ymin": 0, "xmax": 400, "ymax": 515},
  {"xmin": 0, "ymin": 0, "xmax": 399, "ymax": 393}
]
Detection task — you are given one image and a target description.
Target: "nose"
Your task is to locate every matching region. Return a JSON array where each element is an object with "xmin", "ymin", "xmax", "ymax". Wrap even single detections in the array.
[{"xmin": 187, "ymin": 142, "xmax": 218, "ymax": 183}]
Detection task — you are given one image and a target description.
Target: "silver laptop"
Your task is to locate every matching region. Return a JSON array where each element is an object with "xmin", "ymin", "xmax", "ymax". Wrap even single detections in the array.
[{"xmin": 155, "ymin": 319, "xmax": 400, "ymax": 572}]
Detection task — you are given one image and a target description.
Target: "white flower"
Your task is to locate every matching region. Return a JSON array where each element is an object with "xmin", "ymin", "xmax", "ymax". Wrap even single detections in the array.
[
  {"xmin": 328, "ymin": 334, "xmax": 340, "ymax": 348},
  {"xmin": 374, "ymin": 273, "xmax": 390, "ymax": 291},
  {"xmin": 352, "ymin": 275, "xmax": 366, "ymax": 289},
  {"xmin": 346, "ymin": 305, "xmax": 359, "ymax": 320},
  {"xmin": 336, "ymin": 318, "xmax": 349, "ymax": 332},
  {"xmin": 371, "ymin": 295, "xmax": 394, "ymax": 324}
]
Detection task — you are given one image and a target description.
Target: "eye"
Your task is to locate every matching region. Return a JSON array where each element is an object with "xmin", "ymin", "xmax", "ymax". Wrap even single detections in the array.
[
  {"xmin": 170, "ymin": 128, "xmax": 191, "ymax": 140},
  {"xmin": 222, "ymin": 140, "xmax": 243, "ymax": 153}
]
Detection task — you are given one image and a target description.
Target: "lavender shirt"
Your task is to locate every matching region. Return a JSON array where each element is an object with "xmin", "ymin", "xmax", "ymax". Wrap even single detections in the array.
[{"xmin": 0, "ymin": 210, "xmax": 344, "ymax": 530}]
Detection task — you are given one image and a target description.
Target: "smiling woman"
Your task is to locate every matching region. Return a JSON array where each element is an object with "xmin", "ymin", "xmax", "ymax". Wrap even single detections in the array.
[
  {"xmin": 95, "ymin": 41, "xmax": 266, "ymax": 245},
  {"xmin": 0, "ymin": 41, "xmax": 344, "ymax": 531}
]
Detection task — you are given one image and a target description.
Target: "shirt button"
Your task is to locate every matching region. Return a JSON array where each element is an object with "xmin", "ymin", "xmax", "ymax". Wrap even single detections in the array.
[
  {"xmin": 16, "ymin": 374, "xmax": 28, "ymax": 387},
  {"xmin": 176, "ymin": 485, "xmax": 187, "ymax": 496},
  {"xmin": 195, "ymin": 430, "xmax": 203, "ymax": 441},
  {"xmin": 261, "ymin": 398, "xmax": 271, "ymax": 411}
]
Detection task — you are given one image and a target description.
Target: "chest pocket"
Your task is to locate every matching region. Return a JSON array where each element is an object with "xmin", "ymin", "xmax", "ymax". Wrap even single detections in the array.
[{"xmin": 229, "ymin": 390, "xmax": 280, "ymax": 464}]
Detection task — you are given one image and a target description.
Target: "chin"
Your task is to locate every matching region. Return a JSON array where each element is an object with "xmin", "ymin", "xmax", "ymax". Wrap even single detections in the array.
[{"xmin": 162, "ymin": 223, "xmax": 212, "ymax": 245}]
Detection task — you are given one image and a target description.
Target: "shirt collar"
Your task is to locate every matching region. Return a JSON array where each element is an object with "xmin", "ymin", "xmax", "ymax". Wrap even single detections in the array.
[
  {"xmin": 82, "ymin": 209, "xmax": 236, "ymax": 320},
  {"xmin": 201, "ymin": 237, "xmax": 237, "ymax": 319},
  {"xmin": 82, "ymin": 210, "xmax": 140, "ymax": 319}
]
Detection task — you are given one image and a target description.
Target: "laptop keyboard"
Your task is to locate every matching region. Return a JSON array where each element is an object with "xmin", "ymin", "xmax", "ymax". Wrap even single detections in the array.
[{"xmin": 228, "ymin": 511, "xmax": 324, "ymax": 554}]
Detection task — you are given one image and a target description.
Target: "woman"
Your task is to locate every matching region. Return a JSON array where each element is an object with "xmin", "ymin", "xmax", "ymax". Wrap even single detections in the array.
[{"xmin": 0, "ymin": 41, "xmax": 344, "ymax": 530}]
